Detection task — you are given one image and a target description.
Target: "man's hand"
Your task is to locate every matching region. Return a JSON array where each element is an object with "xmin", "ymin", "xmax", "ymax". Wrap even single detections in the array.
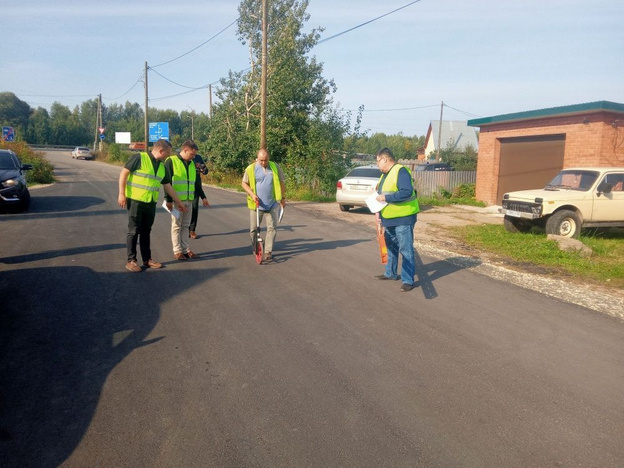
[
  {"xmin": 177, "ymin": 202, "xmax": 188, "ymax": 213},
  {"xmin": 166, "ymin": 201, "xmax": 173, "ymax": 211},
  {"xmin": 376, "ymin": 194, "xmax": 386, "ymax": 203},
  {"xmin": 202, "ymin": 198, "xmax": 210, "ymax": 207},
  {"xmin": 118, "ymin": 194, "xmax": 127, "ymax": 208}
]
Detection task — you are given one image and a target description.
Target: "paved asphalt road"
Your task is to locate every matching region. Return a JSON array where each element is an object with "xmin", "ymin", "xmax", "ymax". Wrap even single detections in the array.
[{"xmin": 1, "ymin": 151, "xmax": 623, "ymax": 467}]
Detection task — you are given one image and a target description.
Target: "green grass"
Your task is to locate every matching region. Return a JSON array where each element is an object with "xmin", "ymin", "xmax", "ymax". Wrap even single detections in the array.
[{"xmin": 454, "ymin": 224, "xmax": 624, "ymax": 288}]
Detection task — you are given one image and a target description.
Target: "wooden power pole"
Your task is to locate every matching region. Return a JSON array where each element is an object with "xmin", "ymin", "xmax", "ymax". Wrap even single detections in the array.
[
  {"xmin": 144, "ymin": 61, "xmax": 149, "ymax": 148},
  {"xmin": 436, "ymin": 100, "xmax": 444, "ymax": 161},
  {"xmin": 260, "ymin": 0, "xmax": 268, "ymax": 150}
]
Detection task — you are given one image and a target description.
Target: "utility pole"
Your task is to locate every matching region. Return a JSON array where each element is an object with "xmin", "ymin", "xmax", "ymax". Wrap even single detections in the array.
[
  {"xmin": 144, "ymin": 61, "xmax": 149, "ymax": 148},
  {"xmin": 260, "ymin": 0, "xmax": 268, "ymax": 150},
  {"xmin": 93, "ymin": 95, "xmax": 99, "ymax": 151},
  {"xmin": 98, "ymin": 94, "xmax": 103, "ymax": 151},
  {"xmin": 436, "ymin": 100, "xmax": 444, "ymax": 161},
  {"xmin": 187, "ymin": 106, "xmax": 195, "ymax": 140},
  {"xmin": 208, "ymin": 84, "xmax": 213, "ymax": 118}
]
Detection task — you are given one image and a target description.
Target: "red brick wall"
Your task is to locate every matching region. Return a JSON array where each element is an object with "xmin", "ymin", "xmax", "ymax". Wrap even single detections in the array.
[{"xmin": 475, "ymin": 111, "xmax": 624, "ymax": 205}]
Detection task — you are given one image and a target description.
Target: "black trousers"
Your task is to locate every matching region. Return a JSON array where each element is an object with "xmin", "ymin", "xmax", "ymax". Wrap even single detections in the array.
[
  {"xmin": 126, "ymin": 199, "xmax": 156, "ymax": 262},
  {"xmin": 189, "ymin": 196, "xmax": 200, "ymax": 232}
]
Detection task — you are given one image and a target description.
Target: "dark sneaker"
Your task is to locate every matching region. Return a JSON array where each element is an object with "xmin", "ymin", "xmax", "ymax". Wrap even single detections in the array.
[
  {"xmin": 125, "ymin": 260, "xmax": 142, "ymax": 272},
  {"xmin": 374, "ymin": 274, "xmax": 398, "ymax": 281},
  {"xmin": 400, "ymin": 283, "xmax": 415, "ymax": 292},
  {"xmin": 143, "ymin": 259, "xmax": 162, "ymax": 269}
]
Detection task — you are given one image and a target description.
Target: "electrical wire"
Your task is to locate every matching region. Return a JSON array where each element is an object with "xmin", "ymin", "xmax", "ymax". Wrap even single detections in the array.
[
  {"xmin": 103, "ymin": 72, "xmax": 145, "ymax": 101},
  {"xmin": 151, "ymin": 18, "xmax": 238, "ymax": 68},
  {"xmin": 317, "ymin": 0, "xmax": 422, "ymax": 45}
]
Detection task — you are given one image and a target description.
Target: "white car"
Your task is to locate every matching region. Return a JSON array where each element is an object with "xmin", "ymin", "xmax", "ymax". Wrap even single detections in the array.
[
  {"xmin": 500, "ymin": 167, "xmax": 624, "ymax": 238},
  {"xmin": 71, "ymin": 147, "xmax": 93, "ymax": 160},
  {"xmin": 335, "ymin": 165, "xmax": 382, "ymax": 212}
]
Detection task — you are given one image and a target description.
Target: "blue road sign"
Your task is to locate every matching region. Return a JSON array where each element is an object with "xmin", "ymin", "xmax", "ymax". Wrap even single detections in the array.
[
  {"xmin": 149, "ymin": 122, "xmax": 170, "ymax": 142},
  {"xmin": 2, "ymin": 126, "xmax": 15, "ymax": 142}
]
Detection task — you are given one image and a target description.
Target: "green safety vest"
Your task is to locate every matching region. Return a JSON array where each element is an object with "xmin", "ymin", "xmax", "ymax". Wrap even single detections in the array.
[
  {"xmin": 379, "ymin": 164, "xmax": 420, "ymax": 219},
  {"xmin": 126, "ymin": 152, "xmax": 165, "ymax": 203},
  {"xmin": 245, "ymin": 161, "xmax": 282, "ymax": 210},
  {"xmin": 168, "ymin": 155, "xmax": 196, "ymax": 201}
]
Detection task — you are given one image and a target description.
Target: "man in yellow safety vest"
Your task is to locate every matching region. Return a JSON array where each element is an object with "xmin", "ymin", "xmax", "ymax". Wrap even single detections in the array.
[
  {"xmin": 241, "ymin": 148, "xmax": 286, "ymax": 263},
  {"xmin": 118, "ymin": 139, "xmax": 187, "ymax": 272},
  {"xmin": 164, "ymin": 140, "xmax": 209, "ymax": 260},
  {"xmin": 374, "ymin": 147, "xmax": 420, "ymax": 292}
]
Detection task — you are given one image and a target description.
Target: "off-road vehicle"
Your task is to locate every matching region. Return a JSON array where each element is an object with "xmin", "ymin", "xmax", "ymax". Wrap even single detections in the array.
[{"xmin": 500, "ymin": 167, "xmax": 624, "ymax": 238}]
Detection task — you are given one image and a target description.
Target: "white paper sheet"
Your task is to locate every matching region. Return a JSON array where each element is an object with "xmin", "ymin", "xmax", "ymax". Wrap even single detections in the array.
[
  {"xmin": 365, "ymin": 193, "xmax": 387, "ymax": 213},
  {"xmin": 162, "ymin": 199, "xmax": 180, "ymax": 220}
]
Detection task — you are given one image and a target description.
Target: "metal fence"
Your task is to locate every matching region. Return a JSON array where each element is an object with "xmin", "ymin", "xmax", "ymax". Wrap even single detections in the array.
[{"xmin": 411, "ymin": 171, "xmax": 476, "ymax": 198}]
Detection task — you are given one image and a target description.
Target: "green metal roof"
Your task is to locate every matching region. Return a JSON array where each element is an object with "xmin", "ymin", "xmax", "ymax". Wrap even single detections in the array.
[{"xmin": 467, "ymin": 101, "xmax": 624, "ymax": 127}]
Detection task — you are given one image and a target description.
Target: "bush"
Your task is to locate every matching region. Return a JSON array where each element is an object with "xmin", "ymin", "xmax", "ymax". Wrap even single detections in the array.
[{"xmin": 1, "ymin": 141, "xmax": 54, "ymax": 184}]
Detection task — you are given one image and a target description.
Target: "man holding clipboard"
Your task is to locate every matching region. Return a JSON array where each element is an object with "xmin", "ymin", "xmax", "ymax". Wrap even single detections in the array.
[{"xmin": 371, "ymin": 148, "xmax": 420, "ymax": 292}]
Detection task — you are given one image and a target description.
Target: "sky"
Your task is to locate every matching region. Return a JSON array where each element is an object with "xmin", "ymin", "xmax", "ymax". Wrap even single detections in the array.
[{"xmin": 4, "ymin": 0, "xmax": 623, "ymax": 137}]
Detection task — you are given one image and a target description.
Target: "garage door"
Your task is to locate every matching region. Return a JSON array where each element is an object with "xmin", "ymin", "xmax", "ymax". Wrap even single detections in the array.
[{"xmin": 497, "ymin": 134, "xmax": 565, "ymax": 202}]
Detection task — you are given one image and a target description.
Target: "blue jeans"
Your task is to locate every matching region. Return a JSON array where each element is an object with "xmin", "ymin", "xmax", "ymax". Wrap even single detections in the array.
[{"xmin": 384, "ymin": 223, "xmax": 415, "ymax": 285}]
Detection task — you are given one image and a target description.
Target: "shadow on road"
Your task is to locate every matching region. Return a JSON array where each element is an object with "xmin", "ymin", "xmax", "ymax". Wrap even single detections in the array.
[
  {"xmin": 414, "ymin": 250, "xmax": 482, "ymax": 300},
  {"xmin": 276, "ymin": 236, "xmax": 370, "ymax": 260},
  {"xmin": 0, "ymin": 243, "xmax": 125, "ymax": 265},
  {"xmin": 0, "ymin": 265, "xmax": 225, "ymax": 467}
]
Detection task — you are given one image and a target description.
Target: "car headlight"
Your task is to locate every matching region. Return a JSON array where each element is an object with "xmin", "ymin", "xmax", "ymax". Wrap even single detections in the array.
[{"xmin": 2, "ymin": 179, "xmax": 18, "ymax": 187}]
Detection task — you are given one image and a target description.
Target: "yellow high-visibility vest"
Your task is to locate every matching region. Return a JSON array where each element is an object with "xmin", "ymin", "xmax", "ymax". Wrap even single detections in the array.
[
  {"xmin": 168, "ymin": 155, "xmax": 196, "ymax": 201},
  {"xmin": 379, "ymin": 164, "xmax": 420, "ymax": 219},
  {"xmin": 245, "ymin": 161, "xmax": 282, "ymax": 210},
  {"xmin": 126, "ymin": 152, "xmax": 165, "ymax": 203}
]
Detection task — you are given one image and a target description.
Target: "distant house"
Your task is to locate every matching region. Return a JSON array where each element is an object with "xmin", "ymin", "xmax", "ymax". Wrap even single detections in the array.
[
  {"xmin": 468, "ymin": 101, "xmax": 624, "ymax": 205},
  {"xmin": 423, "ymin": 120, "xmax": 479, "ymax": 159}
]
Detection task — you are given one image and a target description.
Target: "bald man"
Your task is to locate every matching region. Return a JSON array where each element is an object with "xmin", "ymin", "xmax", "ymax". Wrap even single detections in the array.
[{"xmin": 242, "ymin": 149, "xmax": 286, "ymax": 263}]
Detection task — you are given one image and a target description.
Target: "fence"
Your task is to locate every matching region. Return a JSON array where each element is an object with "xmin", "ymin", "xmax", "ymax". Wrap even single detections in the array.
[
  {"xmin": 411, "ymin": 170, "xmax": 476, "ymax": 198},
  {"xmin": 396, "ymin": 159, "xmax": 476, "ymax": 197}
]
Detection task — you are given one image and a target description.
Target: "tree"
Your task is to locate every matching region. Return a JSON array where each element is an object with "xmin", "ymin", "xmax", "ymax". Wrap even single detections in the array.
[
  {"xmin": 207, "ymin": 0, "xmax": 350, "ymax": 192},
  {"xmin": 0, "ymin": 92, "xmax": 32, "ymax": 139},
  {"xmin": 26, "ymin": 107, "xmax": 51, "ymax": 144}
]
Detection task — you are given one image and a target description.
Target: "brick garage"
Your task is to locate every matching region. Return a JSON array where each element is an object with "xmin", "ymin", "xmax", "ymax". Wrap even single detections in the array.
[{"xmin": 468, "ymin": 101, "xmax": 624, "ymax": 205}]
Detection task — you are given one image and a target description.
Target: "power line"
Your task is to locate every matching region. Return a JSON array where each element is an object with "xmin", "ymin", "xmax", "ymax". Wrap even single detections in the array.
[
  {"xmin": 149, "ymin": 67, "xmax": 207, "ymax": 90},
  {"xmin": 103, "ymin": 72, "xmax": 145, "ymax": 101},
  {"xmin": 151, "ymin": 18, "xmax": 239, "ymax": 68},
  {"xmin": 317, "ymin": 0, "xmax": 422, "ymax": 45}
]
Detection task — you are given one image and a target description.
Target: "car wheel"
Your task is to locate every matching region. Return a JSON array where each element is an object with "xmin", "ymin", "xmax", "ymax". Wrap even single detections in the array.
[
  {"xmin": 339, "ymin": 205, "xmax": 351, "ymax": 212},
  {"xmin": 503, "ymin": 215, "xmax": 532, "ymax": 233},
  {"xmin": 18, "ymin": 189, "xmax": 31, "ymax": 212},
  {"xmin": 545, "ymin": 210, "xmax": 582, "ymax": 238}
]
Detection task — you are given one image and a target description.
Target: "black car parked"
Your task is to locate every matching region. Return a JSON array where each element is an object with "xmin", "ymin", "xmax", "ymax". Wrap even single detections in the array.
[
  {"xmin": 0, "ymin": 149, "xmax": 33, "ymax": 212},
  {"xmin": 415, "ymin": 162, "xmax": 454, "ymax": 172}
]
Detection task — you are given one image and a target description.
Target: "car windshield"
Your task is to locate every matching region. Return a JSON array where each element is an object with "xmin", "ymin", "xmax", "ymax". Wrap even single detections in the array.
[
  {"xmin": 0, "ymin": 153, "xmax": 18, "ymax": 170},
  {"xmin": 545, "ymin": 170, "xmax": 599, "ymax": 191},
  {"xmin": 346, "ymin": 167, "xmax": 381, "ymax": 178},
  {"xmin": 77, "ymin": 147, "xmax": 89, "ymax": 151}
]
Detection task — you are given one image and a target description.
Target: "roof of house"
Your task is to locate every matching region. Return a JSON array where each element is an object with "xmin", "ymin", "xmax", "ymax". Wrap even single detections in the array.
[
  {"xmin": 426, "ymin": 120, "xmax": 479, "ymax": 151},
  {"xmin": 467, "ymin": 101, "xmax": 624, "ymax": 127}
]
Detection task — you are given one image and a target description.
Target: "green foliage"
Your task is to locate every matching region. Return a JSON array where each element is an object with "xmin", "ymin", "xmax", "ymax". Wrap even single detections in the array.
[
  {"xmin": 345, "ymin": 132, "xmax": 426, "ymax": 159},
  {"xmin": 419, "ymin": 184, "xmax": 482, "ymax": 207},
  {"xmin": 437, "ymin": 144, "xmax": 478, "ymax": 170},
  {"xmin": 0, "ymin": 141, "xmax": 54, "ymax": 184},
  {"xmin": 0, "ymin": 92, "xmax": 31, "ymax": 138},
  {"xmin": 106, "ymin": 143, "xmax": 128, "ymax": 163},
  {"xmin": 204, "ymin": 0, "xmax": 353, "ymax": 196},
  {"xmin": 457, "ymin": 224, "xmax": 624, "ymax": 287}
]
